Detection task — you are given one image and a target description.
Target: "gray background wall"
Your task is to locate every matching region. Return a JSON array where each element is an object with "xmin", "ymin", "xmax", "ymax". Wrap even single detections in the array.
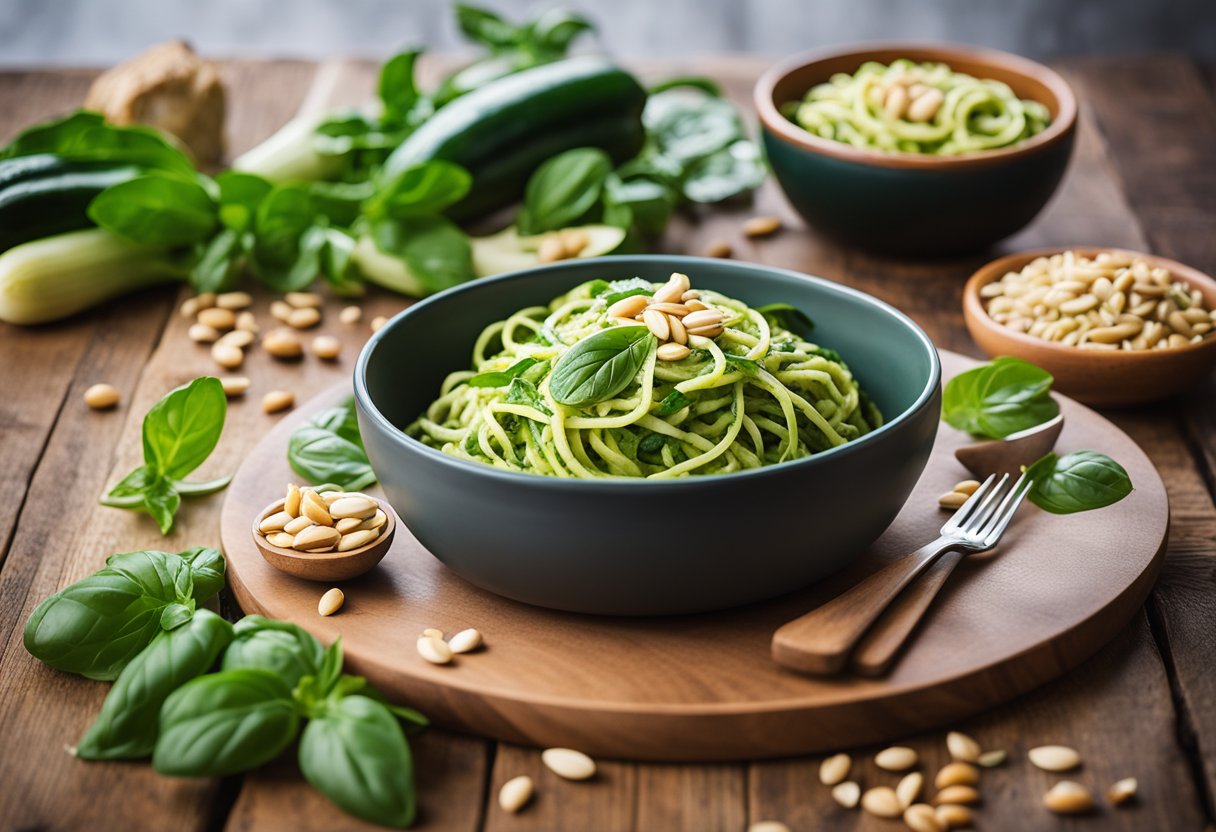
[{"xmin": 3, "ymin": 0, "xmax": 1214, "ymax": 67}]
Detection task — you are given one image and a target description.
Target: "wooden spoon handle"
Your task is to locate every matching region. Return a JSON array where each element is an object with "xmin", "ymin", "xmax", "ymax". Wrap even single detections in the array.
[
  {"xmin": 850, "ymin": 549, "xmax": 966, "ymax": 677},
  {"xmin": 771, "ymin": 540, "xmax": 950, "ymax": 675}
]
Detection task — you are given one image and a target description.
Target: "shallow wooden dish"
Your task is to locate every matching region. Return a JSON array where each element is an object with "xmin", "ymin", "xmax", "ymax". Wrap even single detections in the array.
[
  {"xmin": 252, "ymin": 498, "xmax": 396, "ymax": 582},
  {"xmin": 964, "ymin": 247, "xmax": 1216, "ymax": 406}
]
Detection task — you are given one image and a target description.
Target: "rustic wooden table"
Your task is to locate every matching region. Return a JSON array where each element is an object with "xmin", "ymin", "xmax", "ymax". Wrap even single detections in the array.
[{"xmin": 0, "ymin": 55, "xmax": 1213, "ymax": 832}]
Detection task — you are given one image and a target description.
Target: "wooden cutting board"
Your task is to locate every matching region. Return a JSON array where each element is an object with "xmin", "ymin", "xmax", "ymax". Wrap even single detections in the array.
[{"xmin": 220, "ymin": 351, "xmax": 1168, "ymax": 761}]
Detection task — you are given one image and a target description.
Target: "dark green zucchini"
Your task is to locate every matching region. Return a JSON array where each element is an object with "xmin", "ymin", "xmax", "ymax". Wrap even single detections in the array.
[
  {"xmin": 381, "ymin": 57, "xmax": 646, "ymax": 222},
  {"xmin": 0, "ymin": 154, "xmax": 144, "ymax": 252}
]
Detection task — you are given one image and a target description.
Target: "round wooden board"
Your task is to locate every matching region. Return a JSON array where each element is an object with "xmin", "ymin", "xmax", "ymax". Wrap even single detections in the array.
[{"xmin": 220, "ymin": 351, "xmax": 1168, "ymax": 761}]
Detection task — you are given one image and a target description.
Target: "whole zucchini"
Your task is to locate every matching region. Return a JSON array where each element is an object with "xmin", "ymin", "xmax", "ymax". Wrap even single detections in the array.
[
  {"xmin": 0, "ymin": 154, "xmax": 144, "ymax": 252},
  {"xmin": 381, "ymin": 57, "xmax": 647, "ymax": 221}
]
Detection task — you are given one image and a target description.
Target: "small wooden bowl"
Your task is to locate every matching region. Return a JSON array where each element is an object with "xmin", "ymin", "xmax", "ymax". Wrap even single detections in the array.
[
  {"xmin": 252, "ymin": 497, "xmax": 396, "ymax": 582},
  {"xmin": 964, "ymin": 247, "xmax": 1216, "ymax": 407}
]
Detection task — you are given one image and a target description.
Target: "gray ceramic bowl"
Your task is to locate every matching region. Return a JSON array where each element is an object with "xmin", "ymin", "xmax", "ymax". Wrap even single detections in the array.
[{"xmin": 354, "ymin": 256, "xmax": 941, "ymax": 615}]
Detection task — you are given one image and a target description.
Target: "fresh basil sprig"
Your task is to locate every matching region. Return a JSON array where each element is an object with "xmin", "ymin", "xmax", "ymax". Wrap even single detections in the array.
[
  {"xmin": 756, "ymin": 303, "xmax": 815, "ymax": 338},
  {"xmin": 287, "ymin": 396, "xmax": 376, "ymax": 491},
  {"xmin": 549, "ymin": 325, "xmax": 655, "ymax": 407},
  {"xmin": 942, "ymin": 356, "xmax": 1060, "ymax": 440},
  {"xmin": 0, "ymin": 110, "xmax": 196, "ymax": 174},
  {"xmin": 76, "ymin": 609, "xmax": 233, "ymax": 760},
  {"xmin": 517, "ymin": 148, "xmax": 613, "ymax": 235},
  {"xmin": 100, "ymin": 377, "xmax": 231, "ymax": 534},
  {"xmin": 222, "ymin": 615, "xmax": 326, "ymax": 689},
  {"xmin": 23, "ymin": 547, "xmax": 222, "ymax": 680},
  {"xmin": 468, "ymin": 357, "xmax": 540, "ymax": 388},
  {"xmin": 1024, "ymin": 450, "xmax": 1133, "ymax": 514}
]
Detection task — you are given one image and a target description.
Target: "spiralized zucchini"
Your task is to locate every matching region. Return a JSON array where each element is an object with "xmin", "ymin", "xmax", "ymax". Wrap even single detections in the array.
[
  {"xmin": 407, "ymin": 278, "xmax": 882, "ymax": 479},
  {"xmin": 782, "ymin": 59, "xmax": 1051, "ymax": 156}
]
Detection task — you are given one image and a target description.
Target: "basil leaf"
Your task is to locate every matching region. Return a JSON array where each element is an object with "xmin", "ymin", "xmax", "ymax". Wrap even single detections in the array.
[
  {"xmin": 172, "ymin": 475, "xmax": 233, "ymax": 498},
  {"xmin": 88, "ymin": 172, "xmax": 218, "ymax": 247},
  {"xmin": 142, "ymin": 475, "xmax": 181, "ymax": 535},
  {"xmin": 550, "ymin": 326, "xmax": 655, "ymax": 407},
  {"xmin": 299, "ymin": 695, "xmax": 415, "ymax": 828},
  {"xmin": 454, "ymin": 3, "xmax": 517, "ymax": 47},
  {"xmin": 23, "ymin": 550, "xmax": 195, "ymax": 680},
  {"xmin": 657, "ymin": 390, "xmax": 692, "ymax": 416},
  {"xmin": 190, "ymin": 227, "xmax": 243, "ymax": 293},
  {"xmin": 601, "ymin": 287, "xmax": 653, "ymax": 305},
  {"xmin": 178, "ymin": 547, "xmax": 226, "ymax": 603},
  {"xmin": 154, "ymin": 669, "xmax": 300, "ymax": 777},
  {"xmin": 505, "ymin": 377, "xmax": 552, "ymax": 416},
  {"xmin": 379, "ymin": 50, "xmax": 423, "ymax": 124},
  {"xmin": 943, "ymin": 356, "xmax": 1060, "ymax": 439},
  {"xmin": 215, "ymin": 171, "xmax": 272, "ymax": 232},
  {"xmin": 223, "ymin": 615, "xmax": 325, "ymax": 690},
  {"xmin": 645, "ymin": 92, "xmax": 742, "ymax": 166},
  {"xmin": 76, "ymin": 609, "xmax": 233, "ymax": 761},
  {"xmin": 371, "ymin": 215, "xmax": 474, "ymax": 294},
  {"xmin": 0, "ymin": 110, "xmax": 195, "ymax": 174},
  {"xmin": 467, "ymin": 357, "xmax": 539, "ymax": 388},
  {"xmin": 1025, "ymin": 451, "xmax": 1133, "ymax": 514},
  {"xmin": 310, "ymin": 397, "xmax": 363, "ymax": 446},
  {"xmin": 756, "ymin": 303, "xmax": 815, "ymax": 338},
  {"xmin": 681, "ymin": 140, "xmax": 766, "ymax": 204},
  {"xmin": 724, "ymin": 354, "xmax": 760, "ymax": 375},
  {"xmin": 530, "ymin": 7, "xmax": 593, "ymax": 52},
  {"xmin": 143, "ymin": 377, "xmax": 227, "ymax": 481},
  {"xmin": 587, "ymin": 279, "xmax": 611, "ymax": 297},
  {"xmin": 603, "ymin": 175, "xmax": 676, "ymax": 237},
  {"xmin": 517, "ymin": 148, "xmax": 612, "ymax": 235},
  {"xmin": 809, "ymin": 346, "xmax": 844, "ymax": 365},
  {"xmin": 288, "ymin": 398, "xmax": 376, "ymax": 491},
  {"xmin": 366, "ymin": 161, "xmax": 471, "ymax": 220},
  {"xmin": 648, "ymin": 76, "xmax": 723, "ymax": 96}
]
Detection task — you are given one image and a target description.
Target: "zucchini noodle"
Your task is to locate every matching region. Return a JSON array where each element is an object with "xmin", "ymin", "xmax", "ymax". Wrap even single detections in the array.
[
  {"xmin": 782, "ymin": 59, "xmax": 1051, "ymax": 156},
  {"xmin": 407, "ymin": 278, "xmax": 882, "ymax": 479}
]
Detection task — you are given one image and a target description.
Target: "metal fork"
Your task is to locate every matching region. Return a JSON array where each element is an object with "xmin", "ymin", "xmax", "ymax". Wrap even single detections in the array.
[{"xmin": 771, "ymin": 472, "xmax": 1034, "ymax": 675}]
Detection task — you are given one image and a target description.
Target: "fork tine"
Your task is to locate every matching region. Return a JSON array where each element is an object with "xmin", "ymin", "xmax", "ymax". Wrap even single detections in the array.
[
  {"xmin": 976, "ymin": 471, "xmax": 1029, "ymax": 538},
  {"xmin": 941, "ymin": 473, "xmax": 997, "ymax": 535},
  {"xmin": 982, "ymin": 474, "xmax": 1034, "ymax": 546},
  {"xmin": 959, "ymin": 473, "xmax": 1010, "ymax": 534}
]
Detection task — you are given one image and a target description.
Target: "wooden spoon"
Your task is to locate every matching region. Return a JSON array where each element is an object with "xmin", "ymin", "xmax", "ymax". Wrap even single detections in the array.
[{"xmin": 955, "ymin": 413, "xmax": 1064, "ymax": 477}]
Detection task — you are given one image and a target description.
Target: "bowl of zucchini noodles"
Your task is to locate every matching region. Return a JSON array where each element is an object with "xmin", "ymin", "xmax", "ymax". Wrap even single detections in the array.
[
  {"xmin": 354, "ymin": 256, "xmax": 940, "ymax": 615},
  {"xmin": 755, "ymin": 43, "xmax": 1077, "ymax": 256}
]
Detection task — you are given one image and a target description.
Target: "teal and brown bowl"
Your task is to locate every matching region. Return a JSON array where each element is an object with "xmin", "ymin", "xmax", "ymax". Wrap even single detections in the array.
[
  {"xmin": 755, "ymin": 43, "xmax": 1078, "ymax": 256},
  {"xmin": 354, "ymin": 256, "xmax": 941, "ymax": 616}
]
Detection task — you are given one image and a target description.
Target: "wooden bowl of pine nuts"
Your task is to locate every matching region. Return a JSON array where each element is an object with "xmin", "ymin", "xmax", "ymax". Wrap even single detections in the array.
[
  {"xmin": 253, "ymin": 490, "xmax": 396, "ymax": 582},
  {"xmin": 963, "ymin": 247, "xmax": 1216, "ymax": 406}
]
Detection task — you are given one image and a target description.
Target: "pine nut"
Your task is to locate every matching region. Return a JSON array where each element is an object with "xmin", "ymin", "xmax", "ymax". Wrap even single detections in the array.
[
  {"xmin": 657, "ymin": 343, "xmax": 691, "ymax": 362},
  {"xmin": 286, "ymin": 291, "xmax": 322, "ymax": 308},
  {"xmin": 907, "ymin": 87, "xmax": 945, "ymax": 122},
  {"xmin": 422, "ymin": 628, "xmax": 444, "ymax": 639},
  {"xmin": 953, "ymin": 480, "xmax": 981, "ymax": 496},
  {"xmin": 312, "ymin": 335, "xmax": 342, "ymax": 360},
  {"xmin": 217, "ymin": 329, "xmax": 254, "ymax": 349},
  {"xmin": 933, "ymin": 786, "xmax": 980, "ymax": 806},
  {"xmin": 938, "ymin": 491, "xmax": 968, "ymax": 509},
  {"xmin": 946, "ymin": 731, "xmax": 981, "ymax": 762},
  {"xmin": 83, "ymin": 383, "xmax": 120, "ymax": 410},
  {"xmin": 934, "ymin": 804, "xmax": 973, "ymax": 828},
  {"xmin": 538, "ymin": 235, "xmax": 567, "ymax": 263},
  {"xmin": 649, "ymin": 302, "xmax": 690, "ymax": 316},
  {"xmin": 188, "ymin": 323, "xmax": 221, "ymax": 343},
  {"xmin": 211, "ymin": 343, "xmax": 244, "ymax": 369},
  {"xmin": 263, "ymin": 328, "xmax": 303, "ymax": 358},
  {"xmin": 360, "ymin": 510, "xmax": 387, "ymax": 531},
  {"xmin": 258, "ymin": 510, "xmax": 293, "ymax": 532},
  {"xmin": 876, "ymin": 746, "xmax": 918, "ymax": 771},
  {"xmin": 884, "ymin": 84, "xmax": 909, "ymax": 119},
  {"xmin": 747, "ymin": 823, "xmax": 789, "ymax": 832},
  {"xmin": 904, "ymin": 803, "xmax": 944, "ymax": 832},
  {"xmin": 1107, "ymin": 777, "xmax": 1137, "ymax": 806},
  {"xmin": 498, "ymin": 775, "xmax": 533, "ymax": 813},
  {"xmin": 284, "ymin": 484, "xmax": 302, "ymax": 517},
  {"xmin": 338, "ymin": 529, "xmax": 379, "ymax": 551},
  {"xmin": 236, "ymin": 311, "xmax": 258, "ymax": 333},
  {"xmin": 371, "ymin": 315, "xmax": 388, "ymax": 332},
  {"xmin": 542, "ymin": 747, "xmax": 596, "ymax": 780},
  {"xmin": 287, "ymin": 307, "xmax": 321, "ymax": 329},
  {"xmin": 643, "ymin": 308, "xmax": 670, "ymax": 340},
  {"xmin": 686, "ymin": 324, "xmax": 724, "ymax": 338},
  {"xmin": 977, "ymin": 749, "xmax": 1006, "ymax": 767},
  {"xmin": 283, "ymin": 515, "xmax": 313, "ymax": 535},
  {"xmin": 339, "ymin": 305, "xmax": 362, "ymax": 324},
  {"xmin": 197, "ymin": 307, "xmax": 236, "ymax": 330},
  {"xmin": 262, "ymin": 390, "xmax": 294, "ymax": 413},
  {"xmin": 417, "ymin": 635, "xmax": 453, "ymax": 665},
  {"xmin": 180, "ymin": 296, "xmax": 201, "ymax": 317},
  {"xmin": 1028, "ymin": 745, "xmax": 1080, "ymax": 771},
  {"xmin": 449, "ymin": 628, "xmax": 483, "ymax": 654},
  {"xmin": 561, "ymin": 228, "xmax": 589, "ymax": 256},
  {"xmin": 216, "ymin": 291, "xmax": 252, "ymax": 309},
  {"xmin": 682, "ymin": 310, "xmax": 725, "ymax": 331},
  {"xmin": 935, "ymin": 762, "xmax": 979, "ymax": 789},
  {"xmin": 266, "ymin": 532, "xmax": 295, "ymax": 548},
  {"xmin": 220, "ymin": 376, "xmax": 250, "ymax": 397},
  {"xmin": 897, "ymin": 771, "xmax": 924, "ymax": 808},
  {"xmin": 684, "ymin": 299, "xmax": 709, "ymax": 312},
  {"xmin": 335, "ymin": 517, "xmax": 362, "ymax": 534},
  {"xmin": 608, "ymin": 296, "xmax": 649, "ymax": 319},
  {"xmin": 706, "ymin": 240, "xmax": 732, "ymax": 258},
  {"xmin": 861, "ymin": 786, "xmax": 902, "ymax": 818},
  {"xmin": 743, "ymin": 216, "xmax": 782, "ymax": 238},
  {"xmin": 318, "ymin": 587, "xmax": 344, "ymax": 616},
  {"xmin": 819, "ymin": 753, "xmax": 851, "ymax": 786},
  {"xmin": 1043, "ymin": 781, "xmax": 1093, "ymax": 814},
  {"xmin": 270, "ymin": 300, "xmax": 294, "ymax": 322},
  {"xmin": 652, "ymin": 281, "xmax": 686, "ymax": 305},
  {"xmin": 330, "ymin": 496, "xmax": 377, "ymax": 519},
  {"xmin": 294, "ymin": 525, "xmax": 340, "ymax": 551},
  {"xmin": 832, "ymin": 781, "xmax": 861, "ymax": 809},
  {"xmin": 668, "ymin": 314, "xmax": 688, "ymax": 345},
  {"xmin": 302, "ymin": 491, "xmax": 334, "ymax": 526}
]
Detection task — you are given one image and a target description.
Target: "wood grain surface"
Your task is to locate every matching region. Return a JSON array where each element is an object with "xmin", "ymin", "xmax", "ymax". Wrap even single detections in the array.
[{"xmin": 0, "ymin": 54, "xmax": 1213, "ymax": 830}]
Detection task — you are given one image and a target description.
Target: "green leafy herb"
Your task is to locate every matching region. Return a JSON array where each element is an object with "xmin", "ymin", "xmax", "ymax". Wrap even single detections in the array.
[
  {"xmin": 365, "ymin": 160, "xmax": 472, "ymax": 220},
  {"xmin": 76, "ymin": 609, "xmax": 233, "ymax": 760},
  {"xmin": 809, "ymin": 346, "xmax": 844, "ymax": 364},
  {"xmin": 22, "ymin": 548, "xmax": 219, "ymax": 680},
  {"xmin": 178, "ymin": 547, "xmax": 226, "ymax": 602},
  {"xmin": 549, "ymin": 325, "xmax": 655, "ymax": 407},
  {"xmin": 724, "ymin": 354, "xmax": 761, "ymax": 375},
  {"xmin": 756, "ymin": 303, "xmax": 814, "ymax": 337},
  {"xmin": 504, "ymin": 377, "xmax": 553, "ymax": 416},
  {"xmin": 942, "ymin": 356, "xmax": 1060, "ymax": 440},
  {"xmin": 100, "ymin": 377, "xmax": 230, "ymax": 534},
  {"xmin": 371, "ymin": 215, "xmax": 474, "ymax": 294},
  {"xmin": 517, "ymin": 148, "xmax": 613, "ymax": 235},
  {"xmin": 467, "ymin": 357, "xmax": 539, "ymax": 388},
  {"xmin": 0, "ymin": 110, "xmax": 195, "ymax": 174},
  {"xmin": 153, "ymin": 668, "xmax": 301, "ymax": 777},
  {"xmin": 87, "ymin": 172, "xmax": 218, "ymax": 247},
  {"xmin": 1024, "ymin": 450, "xmax": 1133, "ymax": 514},
  {"xmin": 657, "ymin": 390, "xmax": 692, "ymax": 416},
  {"xmin": 601, "ymin": 287, "xmax": 654, "ymax": 305},
  {"xmin": 287, "ymin": 397, "xmax": 376, "ymax": 491},
  {"xmin": 223, "ymin": 615, "xmax": 326, "ymax": 690}
]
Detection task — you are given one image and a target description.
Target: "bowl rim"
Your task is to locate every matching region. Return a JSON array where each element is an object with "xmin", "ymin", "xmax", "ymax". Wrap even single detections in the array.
[
  {"xmin": 963, "ymin": 246, "xmax": 1216, "ymax": 360},
  {"xmin": 754, "ymin": 41, "xmax": 1079, "ymax": 171},
  {"xmin": 354, "ymin": 254, "xmax": 942, "ymax": 490}
]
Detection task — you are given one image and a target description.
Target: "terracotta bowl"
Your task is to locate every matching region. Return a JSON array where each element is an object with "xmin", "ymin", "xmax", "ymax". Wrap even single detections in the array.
[
  {"xmin": 755, "ymin": 43, "xmax": 1078, "ymax": 255},
  {"xmin": 252, "ymin": 497, "xmax": 396, "ymax": 582},
  {"xmin": 963, "ymin": 247, "xmax": 1216, "ymax": 407}
]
